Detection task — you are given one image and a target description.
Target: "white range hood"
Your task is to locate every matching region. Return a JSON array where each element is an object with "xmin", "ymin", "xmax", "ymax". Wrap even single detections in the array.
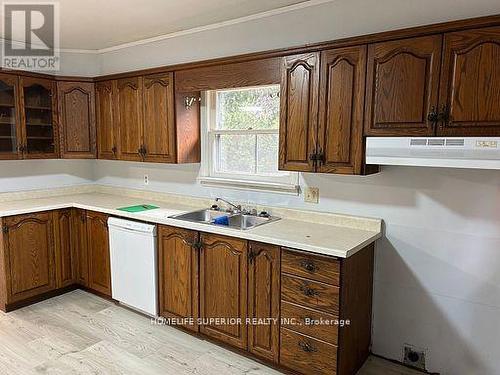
[{"xmin": 366, "ymin": 137, "xmax": 500, "ymax": 170}]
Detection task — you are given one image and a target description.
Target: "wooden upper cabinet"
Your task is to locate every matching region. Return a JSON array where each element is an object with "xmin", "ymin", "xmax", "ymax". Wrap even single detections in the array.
[
  {"xmin": 247, "ymin": 242, "xmax": 280, "ymax": 363},
  {"xmin": 96, "ymin": 80, "xmax": 117, "ymax": 159},
  {"xmin": 438, "ymin": 26, "xmax": 500, "ymax": 136},
  {"xmin": 115, "ymin": 77, "xmax": 143, "ymax": 161},
  {"xmin": 317, "ymin": 46, "xmax": 367, "ymax": 174},
  {"xmin": 2, "ymin": 212, "xmax": 56, "ymax": 303},
  {"xmin": 0, "ymin": 74, "xmax": 22, "ymax": 160},
  {"xmin": 175, "ymin": 91, "xmax": 201, "ymax": 163},
  {"xmin": 19, "ymin": 77, "xmax": 59, "ymax": 158},
  {"xmin": 365, "ymin": 35, "xmax": 442, "ymax": 136},
  {"xmin": 54, "ymin": 209, "xmax": 76, "ymax": 288},
  {"xmin": 57, "ymin": 81, "xmax": 96, "ymax": 159},
  {"xmin": 200, "ymin": 233, "xmax": 248, "ymax": 349},
  {"xmin": 279, "ymin": 53, "xmax": 319, "ymax": 172},
  {"xmin": 86, "ymin": 211, "xmax": 111, "ymax": 296},
  {"xmin": 158, "ymin": 225, "xmax": 199, "ymax": 332},
  {"xmin": 142, "ymin": 73, "xmax": 176, "ymax": 163}
]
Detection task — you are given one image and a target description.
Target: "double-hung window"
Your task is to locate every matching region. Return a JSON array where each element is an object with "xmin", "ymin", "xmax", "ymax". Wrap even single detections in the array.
[{"xmin": 200, "ymin": 85, "xmax": 298, "ymax": 193}]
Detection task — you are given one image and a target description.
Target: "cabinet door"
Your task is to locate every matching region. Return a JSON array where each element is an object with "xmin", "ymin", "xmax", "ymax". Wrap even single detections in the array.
[
  {"xmin": 0, "ymin": 73, "xmax": 22, "ymax": 160},
  {"xmin": 143, "ymin": 73, "xmax": 176, "ymax": 163},
  {"xmin": 57, "ymin": 81, "xmax": 96, "ymax": 159},
  {"xmin": 19, "ymin": 77, "xmax": 59, "ymax": 158},
  {"xmin": 247, "ymin": 242, "xmax": 280, "ymax": 363},
  {"xmin": 3, "ymin": 212, "xmax": 56, "ymax": 303},
  {"xmin": 438, "ymin": 27, "xmax": 500, "ymax": 136},
  {"xmin": 54, "ymin": 209, "xmax": 76, "ymax": 288},
  {"xmin": 317, "ymin": 46, "xmax": 367, "ymax": 174},
  {"xmin": 279, "ymin": 53, "xmax": 319, "ymax": 172},
  {"xmin": 71, "ymin": 208, "xmax": 88, "ymax": 287},
  {"xmin": 364, "ymin": 36, "xmax": 442, "ymax": 136},
  {"xmin": 96, "ymin": 81, "xmax": 118, "ymax": 159},
  {"xmin": 158, "ymin": 226, "xmax": 199, "ymax": 332},
  {"xmin": 200, "ymin": 233, "xmax": 248, "ymax": 349},
  {"xmin": 86, "ymin": 211, "xmax": 111, "ymax": 296},
  {"xmin": 115, "ymin": 77, "xmax": 143, "ymax": 161}
]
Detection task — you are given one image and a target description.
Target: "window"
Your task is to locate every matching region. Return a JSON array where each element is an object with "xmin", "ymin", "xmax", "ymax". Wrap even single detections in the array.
[{"xmin": 200, "ymin": 85, "xmax": 298, "ymax": 194}]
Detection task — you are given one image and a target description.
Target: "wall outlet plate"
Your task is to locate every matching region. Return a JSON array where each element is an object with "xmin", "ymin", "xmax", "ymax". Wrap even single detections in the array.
[
  {"xmin": 304, "ymin": 187, "xmax": 319, "ymax": 203},
  {"xmin": 144, "ymin": 174, "xmax": 149, "ymax": 185},
  {"xmin": 403, "ymin": 344, "xmax": 426, "ymax": 370}
]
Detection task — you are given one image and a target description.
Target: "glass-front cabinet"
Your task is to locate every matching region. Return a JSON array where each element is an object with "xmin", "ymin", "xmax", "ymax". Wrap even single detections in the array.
[
  {"xmin": 0, "ymin": 74, "xmax": 21, "ymax": 159},
  {"xmin": 20, "ymin": 77, "xmax": 58, "ymax": 158}
]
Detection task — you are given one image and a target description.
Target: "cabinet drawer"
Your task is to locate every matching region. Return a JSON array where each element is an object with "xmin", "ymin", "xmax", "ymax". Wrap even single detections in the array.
[
  {"xmin": 281, "ymin": 301, "xmax": 338, "ymax": 345},
  {"xmin": 280, "ymin": 328, "xmax": 337, "ymax": 375},
  {"xmin": 281, "ymin": 274, "xmax": 339, "ymax": 314},
  {"xmin": 282, "ymin": 248, "xmax": 340, "ymax": 285}
]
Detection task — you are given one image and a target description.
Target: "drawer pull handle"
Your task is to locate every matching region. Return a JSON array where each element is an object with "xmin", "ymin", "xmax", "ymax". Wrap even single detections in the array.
[
  {"xmin": 300, "ymin": 285, "xmax": 319, "ymax": 297},
  {"xmin": 298, "ymin": 341, "xmax": 317, "ymax": 353},
  {"xmin": 300, "ymin": 260, "xmax": 318, "ymax": 273}
]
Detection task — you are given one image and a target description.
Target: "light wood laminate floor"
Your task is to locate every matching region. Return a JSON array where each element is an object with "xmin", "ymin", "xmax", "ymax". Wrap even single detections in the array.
[{"xmin": 0, "ymin": 290, "xmax": 423, "ymax": 375}]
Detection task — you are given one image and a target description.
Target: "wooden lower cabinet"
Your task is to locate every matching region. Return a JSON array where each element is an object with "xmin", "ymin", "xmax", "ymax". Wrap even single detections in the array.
[
  {"xmin": 247, "ymin": 242, "xmax": 280, "ymax": 363},
  {"xmin": 72, "ymin": 208, "xmax": 89, "ymax": 287},
  {"xmin": 199, "ymin": 233, "xmax": 248, "ymax": 349},
  {"xmin": 54, "ymin": 209, "xmax": 77, "ymax": 288},
  {"xmin": 155, "ymin": 226, "xmax": 375, "ymax": 375},
  {"xmin": 280, "ymin": 327, "xmax": 338, "ymax": 375},
  {"xmin": 158, "ymin": 225, "xmax": 199, "ymax": 332},
  {"xmin": 0, "ymin": 209, "xmax": 112, "ymax": 311},
  {"xmin": 0, "ymin": 215, "xmax": 374, "ymax": 374},
  {"xmin": 0, "ymin": 212, "xmax": 57, "ymax": 307},
  {"xmin": 280, "ymin": 246, "xmax": 374, "ymax": 375},
  {"xmin": 86, "ymin": 211, "xmax": 111, "ymax": 296}
]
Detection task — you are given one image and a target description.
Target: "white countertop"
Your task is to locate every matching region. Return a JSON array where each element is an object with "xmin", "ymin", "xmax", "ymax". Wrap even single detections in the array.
[{"xmin": 0, "ymin": 190, "xmax": 382, "ymax": 258}]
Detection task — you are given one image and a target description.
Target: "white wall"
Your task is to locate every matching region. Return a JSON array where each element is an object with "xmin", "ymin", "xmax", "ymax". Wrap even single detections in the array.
[
  {"xmin": 92, "ymin": 161, "xmax": 500, "ymax": 374},
  {"xmin": 96, "ymin": 0, "xmax": 500, "ymax": 75},
  {"xmin": 58, "ymin": 51, "xmax": 100, "ymax": 77},
  {"xmin": 0, "ymin": 160, "xmax": 93, "ymax": 192}
]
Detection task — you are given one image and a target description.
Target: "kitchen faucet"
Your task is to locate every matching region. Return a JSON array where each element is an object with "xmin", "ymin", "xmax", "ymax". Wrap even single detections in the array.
[{"xmin": 215, "ymin": 197, "xmax": 242, "ymax": 213}]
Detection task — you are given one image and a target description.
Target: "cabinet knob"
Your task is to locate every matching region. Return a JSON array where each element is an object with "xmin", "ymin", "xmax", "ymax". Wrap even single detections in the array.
[
  {"xmin": 298, "ymin": 341, "xmax": 317, "ymax": 353},
  {"xmin": 437, "ymin": 104, "xmax": 450, "ymax": 126},
  {"xmin": 112, "ymin": 146, "xmax": 117, "ymax": 154},
  {"xmin": 192, "ymin": 241, "xmax": 203, "ymax": 251},
  {"xmin": 300, "ymin": 284, "xmax": 319, "ymax": 297},
  {"xmin": 316, "ymin": 148, "xmax": 325, "ymax": 166},
  {"xmin": 2, "ymin": 225, "xmax": 8, "ymax": 234},
  {"xmin": 300, "ymin": 260, "xmax": 318, "ymax": 273},
  {"xmin": 427, "ymin": 106, "xmax": 439, "ymax": 123}
]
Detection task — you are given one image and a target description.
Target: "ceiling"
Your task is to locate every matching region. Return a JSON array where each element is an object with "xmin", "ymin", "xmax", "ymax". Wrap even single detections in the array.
[{"xmin": 0, "ymin": 0, "xmax": 310, "ymax": 51}]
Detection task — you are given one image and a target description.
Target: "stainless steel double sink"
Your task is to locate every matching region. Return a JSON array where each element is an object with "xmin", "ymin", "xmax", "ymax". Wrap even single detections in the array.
[{"xmin": 169, "ymin": 209, "xmax": 280, "ymax": 230}]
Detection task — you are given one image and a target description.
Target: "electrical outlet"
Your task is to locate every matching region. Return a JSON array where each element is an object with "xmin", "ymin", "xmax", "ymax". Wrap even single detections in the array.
[
  {"xmin": 144, "ymin": 174, "xmax": 149, "ymax": 185},
  {"xmin": 403, "ymin": 344, "xmax": 426, "ymax": 371},
  {"xmin": 304, "ymin": 187, "xmax": 319, "ymax": 203}
]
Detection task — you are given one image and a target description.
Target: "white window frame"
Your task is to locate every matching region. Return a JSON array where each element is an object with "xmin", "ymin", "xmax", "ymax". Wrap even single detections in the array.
[{"xmin": 198, "ymin": 86, "xmax": 299, "ymax": 195}]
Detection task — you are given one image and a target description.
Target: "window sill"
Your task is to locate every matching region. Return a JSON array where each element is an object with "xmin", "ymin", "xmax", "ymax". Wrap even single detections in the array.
[{"xmin": 198, "ymin": 176, "xmax": 300, "ymax": 195}]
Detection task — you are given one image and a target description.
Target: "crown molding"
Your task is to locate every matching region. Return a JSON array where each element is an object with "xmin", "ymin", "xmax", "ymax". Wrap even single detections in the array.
[
  {"xmin": 0, "ymin": 0, "xmax": 334, "ymax": 55},
  {"xmin": 87, "ymin": 0, "xmax": 335, "ymax": 54}
]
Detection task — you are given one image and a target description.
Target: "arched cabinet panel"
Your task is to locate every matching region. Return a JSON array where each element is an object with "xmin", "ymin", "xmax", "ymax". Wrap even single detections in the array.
[
  {"xmin": 317, "ymin": 46, "xmax": 366, "ymax": 174},
  {"xmin": 279, "ymin": 53, "xmax": 319, "ymax": 172},
  {"xmin": 438, "ymin": 26, "xmax": 500, "ymax": 136},
  {"xmin": 364, "ymin": 36, "xmax": 442, "ymax": 136},
  {"xmin": 57, "ymin": 81, "xmax": 96, "ymax": 158}
]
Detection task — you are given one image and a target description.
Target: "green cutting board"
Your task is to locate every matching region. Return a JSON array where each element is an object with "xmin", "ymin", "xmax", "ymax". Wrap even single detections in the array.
[{"xmin": 117, "ymin": 204, "xmax": 160, "ymax": 213}]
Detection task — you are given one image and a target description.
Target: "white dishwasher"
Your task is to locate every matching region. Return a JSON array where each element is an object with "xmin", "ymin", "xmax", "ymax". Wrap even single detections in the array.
[{"xmin": 108, "ymin": 217, "xmax": 158, "ymax": 317}]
